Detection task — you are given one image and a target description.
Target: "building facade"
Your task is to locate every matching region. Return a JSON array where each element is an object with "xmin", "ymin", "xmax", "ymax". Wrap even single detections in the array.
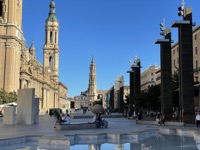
[
  {"xmin": 172, "ymin": 25, "xmax": 200, "ymax": 83},
  {"xmin": 0, "ymin": 0, "xmax": 67, "ymax": 113},
  {"xmin": 74, "ymin": 95, "xmax": 90, "ymax": 110},
  {"xmin": 140, "ymin": 65, "xmax": 159, "ymax": 91},
  {"xmin": 97, "ymin": 90, "xmax": 107, "ymax": 109},
  {"xmin": 171, "ymin": 25, "xmax": 200, "ymax": 109}
]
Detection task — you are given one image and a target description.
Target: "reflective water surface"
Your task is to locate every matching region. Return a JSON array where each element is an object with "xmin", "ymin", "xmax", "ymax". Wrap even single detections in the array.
[
  {"xmin": 71, "ymin": 135, "xmax": 199, "ymax": 150},
  {"xmin": 1, "ymin": 134, "xmax": 200, "ymax": 150}
]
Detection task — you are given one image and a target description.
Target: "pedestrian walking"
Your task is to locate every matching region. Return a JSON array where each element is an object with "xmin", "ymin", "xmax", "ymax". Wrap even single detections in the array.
[{"xmin": 195, "ymin": 112, "xmax": 200, "ymax": 128}]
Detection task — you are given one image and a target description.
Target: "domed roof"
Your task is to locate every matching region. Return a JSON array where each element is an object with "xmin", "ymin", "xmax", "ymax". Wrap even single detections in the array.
[
  {"xmin": 29, "ymin": 41, "xmax": 36, "ymax": 51},
  {"xmin": 47, "ymin": 0, "xmax": 57, "ymax": 21}
]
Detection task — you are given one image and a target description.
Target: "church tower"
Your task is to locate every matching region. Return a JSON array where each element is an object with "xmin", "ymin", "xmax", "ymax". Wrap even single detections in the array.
[
  {"xmin": 87, "ymin": 56, "xmax": 97, "ymax": 101},
  {"xmin": 43, "ymin": 0, "xmax": 59, "ymax": 82},
  {"xmin": 0, "ymin": 0, "xmax": 24, "ymax": 92}
]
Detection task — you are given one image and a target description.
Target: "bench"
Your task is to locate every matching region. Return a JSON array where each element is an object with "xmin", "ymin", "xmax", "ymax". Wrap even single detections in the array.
[{"xmin": 55, "ymin": 121, "xmax": 108, "ymax": 131}]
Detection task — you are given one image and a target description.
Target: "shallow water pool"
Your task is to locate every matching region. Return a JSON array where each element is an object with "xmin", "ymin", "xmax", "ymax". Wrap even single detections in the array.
[{"xmin": 1, "ymin": 134, "xmax": 200, "ymax": 150}]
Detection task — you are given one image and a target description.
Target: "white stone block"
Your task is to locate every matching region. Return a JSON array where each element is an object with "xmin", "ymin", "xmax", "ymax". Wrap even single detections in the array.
[
  {"xmin": 17, "ymin": 88, "xmax": 39, "ymax": 125},
  {"xmin": 3, "ymin": 115, "xmax": 16, "ymax": 125},
  {"xmin": 3, "ymin": 106, "xmax": 16, "ymax": 116}
]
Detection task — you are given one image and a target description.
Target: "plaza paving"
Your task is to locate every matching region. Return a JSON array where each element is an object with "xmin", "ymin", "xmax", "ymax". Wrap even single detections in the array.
[{"xmin": 0, "ymin": 111, "xmax": 199, "ymax": 141}]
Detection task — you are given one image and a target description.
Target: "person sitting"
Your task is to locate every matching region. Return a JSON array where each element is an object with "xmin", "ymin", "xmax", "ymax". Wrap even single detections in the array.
[
  {"xmin": 159, "ymin": 114, "xmax": 165, "ymax": 126},
  {"xmin": 56, "ymin": 114, "xmax": 63, "ymax": 124},
  {"xmin": 92, "ymin": 114, "xmax": 97, "ymax": 123},
  {"xmin": 155, "ymin": 115, "xmax": 160, "ymax": 125},
  {"xmin": 63, "ymin": 114, "xmax": 71, "ymax": 124},
  {"xmin": 96, "ymin": 112, "xmax": 104, "ymax": 128}
]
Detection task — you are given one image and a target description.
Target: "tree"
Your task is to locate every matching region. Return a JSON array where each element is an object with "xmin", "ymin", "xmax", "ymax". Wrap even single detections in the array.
[
  {"xmin": 134, "ymin": 85, "xmax": 161, "ymax": 111},
  {"xmin": 147, "ymin": 84, "xmax": 161, "ymax": 111},
  {"xmin": 172, "ymin": 71, "xmax": 179, "ymax": 91},
  {"xmin": 0, "ymin": 89, "xmax": 17, "ymax": 104}
]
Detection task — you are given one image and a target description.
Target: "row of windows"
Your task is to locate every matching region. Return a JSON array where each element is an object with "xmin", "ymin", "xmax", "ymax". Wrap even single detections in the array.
[
  {"xmin": 45, "ymin": 31, "xmax": 57, "ymax": 44},
  {"xmin": 174, "ymin": 58, "xmax": 198, "ymax": 69},
  {"xmin": 173, "ymin": 47, "xmax": 198, "ymax": 54}
]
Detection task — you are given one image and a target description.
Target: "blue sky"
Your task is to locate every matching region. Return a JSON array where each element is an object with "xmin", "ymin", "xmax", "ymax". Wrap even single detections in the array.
[{"xmin": 22, "ymin": 0, "xmax": 200, "ymax": 97}]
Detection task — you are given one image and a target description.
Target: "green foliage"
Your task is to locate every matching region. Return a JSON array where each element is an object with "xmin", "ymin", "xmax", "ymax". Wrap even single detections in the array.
[
  {"xmin": 0, "ymin": 89, "xmax": 17, "ymax": 105},
  {"xmin": 172, "ymin": 71, "xmax": 179, "ymax": 91},
  {"xmin": 134, "ymin": 84, "xmax": 161, "ymax": 111}
]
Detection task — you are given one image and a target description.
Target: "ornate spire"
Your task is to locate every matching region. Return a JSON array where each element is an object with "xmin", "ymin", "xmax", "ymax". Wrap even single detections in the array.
[
  {"xmin": 29, "ymin": 40, "xmax": 35, "ymax": 51},
  {"xmin": 29, "ymin": 40, "xmax": 36, "ymax": 57},
  {"xmin": 91, "ymin": 56, "xmax": 95, "ymax": 64},
  {"xmin": 47, "ymin": 0, "xmax": 57, "ymax": 21},
  {"xmin": 87, "ymin": 56, "xmax": 97, "ymax": 101}
]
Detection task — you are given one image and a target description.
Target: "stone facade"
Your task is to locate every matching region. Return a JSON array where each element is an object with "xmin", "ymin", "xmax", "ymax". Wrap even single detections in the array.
[
  {"xmin": 0, "ymin": 0, "xmax": 67, "ymax": 113},
  {"xmin": 141, "ymin": 65, "xmax": 159, "ymax": 91},
  {"xmin": 97, "ymin": 90, "xmax": 107, "ymax": 109},
  {"xmin": 172, "ymin": 25, "xmax": 200, "ymax": 82},
  {"xmin": 74, "ymin": 95, "xmax": 90, "ymax": 110}
]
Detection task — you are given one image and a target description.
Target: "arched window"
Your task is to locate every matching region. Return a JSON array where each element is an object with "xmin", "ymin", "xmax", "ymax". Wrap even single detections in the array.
[
  {"xmin": 55, "ymin": 32, "xmax": 57, "ymax": 43},
  {"xmin": 50, "ymin": 31, "xmax": 53, "ymax": 43},
  {"xmin": 0, "ymin": 1, "xmax": 3, "ymax": 17},
  {"xmin": 49, "ymin": 56, "xmax": 53, "ymax": 67},
  {"xmin": 45, "ymin": 30, "xmax": 47, "ymax": 43}
]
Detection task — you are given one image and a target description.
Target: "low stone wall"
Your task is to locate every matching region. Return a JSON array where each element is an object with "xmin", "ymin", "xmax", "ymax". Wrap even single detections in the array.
[
  {"xmin": 54, "ymin": 123, "xmax": 97, "ymax": 131},
  {"xmin": 136, "ymin": 120, "xmax": 185, "ymax": 126}
]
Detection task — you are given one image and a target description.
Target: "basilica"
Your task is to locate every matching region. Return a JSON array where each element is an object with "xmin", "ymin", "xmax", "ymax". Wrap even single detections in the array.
[{"xmin": 0, "ymin": 0, "xmax": 67, "ymax": 113}]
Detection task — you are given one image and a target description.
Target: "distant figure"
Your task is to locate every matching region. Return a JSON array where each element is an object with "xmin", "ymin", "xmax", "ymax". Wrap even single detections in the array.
[
  {"xmin": 160, "ymin": 114, "xmax": 165, "ymax": 125},
  {"xmin": 156, "ymin": 115, "xmax": 160, "ymax": 125},
  {"xmin": 64, "ymin": 114, "xmax": 71, "ymax": 124},
  {"xmin": 172, "ymin": 111, "xmax": 178, "ymax": 122},
  {"xmin": 56, "ymin": 114, "xmax": 63, "ymax": 124},
  {"xmin": 61, "ymin": 113, "xmax": 66, "ymax": 120},
  {"xmin": 195, "ymin": 112, "xmax": 200, "ymax": 128}
]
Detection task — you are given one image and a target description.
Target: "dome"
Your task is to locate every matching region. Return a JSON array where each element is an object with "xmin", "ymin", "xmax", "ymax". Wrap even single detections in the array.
[{"xmin": 29, "ymin": 42, "xmax": 36, "ymax": 51}]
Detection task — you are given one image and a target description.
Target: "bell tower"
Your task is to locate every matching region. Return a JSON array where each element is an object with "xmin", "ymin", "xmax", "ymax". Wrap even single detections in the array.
[
  {"xmin": 87, "ymin": 56, "xmax": 97, "ymax": 101},
  {"xmin": 0, "ymin": 0, "xmax": 24, "ymax": 92},
  {"xmin": 43, "ymin": 0, "xmax": 59, "ymax": 82}
]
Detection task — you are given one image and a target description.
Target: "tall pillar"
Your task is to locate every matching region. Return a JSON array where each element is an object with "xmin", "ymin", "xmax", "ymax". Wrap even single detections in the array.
[
  {"xmin": 155, "ymin": 27, "xmax": 173, "ymax": 120},
  {"xmin": 127, "ymin": 58, "xmax": 141, "ymax": 116},
  {"xmin": 172, "ymin": 6, "xmax": 195, "ymax": 123}
]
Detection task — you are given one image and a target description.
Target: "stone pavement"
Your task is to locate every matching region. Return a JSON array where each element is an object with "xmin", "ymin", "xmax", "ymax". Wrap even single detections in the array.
[{"xmin": 0, "ymin": 113, "xmax": 199, "ymax": 140}]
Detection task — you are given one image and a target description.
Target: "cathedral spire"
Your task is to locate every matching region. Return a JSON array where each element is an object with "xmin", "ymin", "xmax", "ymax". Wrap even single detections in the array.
[{"xmin": 47, "ymin": 0, "xmax": 57, "ymax": 21}]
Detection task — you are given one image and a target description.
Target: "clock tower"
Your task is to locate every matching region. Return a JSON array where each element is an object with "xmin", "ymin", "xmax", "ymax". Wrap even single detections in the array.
[
  {"xmin": 0, "ymin": 0, "xmax": 25, "ymax": 92},
  {"xmin": 43, "ymin": 0, "xmax": 59, "ymax": 82}
]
